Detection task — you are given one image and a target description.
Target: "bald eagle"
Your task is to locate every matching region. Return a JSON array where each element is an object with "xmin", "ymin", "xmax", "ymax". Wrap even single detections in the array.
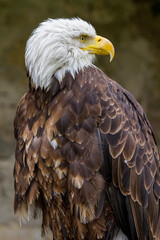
[{"xmin": 14, "ymin": 18, "xmax": 160, "ymax": 240}]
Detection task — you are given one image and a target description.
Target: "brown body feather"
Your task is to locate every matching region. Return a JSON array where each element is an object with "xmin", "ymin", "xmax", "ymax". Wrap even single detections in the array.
[{"xmin": 14, "ymin": 66, "xmax": 160, "ymax": 239}]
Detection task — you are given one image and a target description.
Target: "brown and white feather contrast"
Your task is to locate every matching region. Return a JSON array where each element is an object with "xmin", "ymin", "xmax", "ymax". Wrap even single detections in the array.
[{"xmin": 14, "ymin": 18, "xmax": 160, "ymax": 240}]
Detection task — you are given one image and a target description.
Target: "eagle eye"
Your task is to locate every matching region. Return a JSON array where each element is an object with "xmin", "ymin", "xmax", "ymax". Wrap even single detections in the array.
[{"xmin": 79, "ymin": 35, "xmax": 87, "ymax": 43}]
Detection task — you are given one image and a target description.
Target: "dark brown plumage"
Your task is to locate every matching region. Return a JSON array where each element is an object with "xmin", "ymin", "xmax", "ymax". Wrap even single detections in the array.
[{"xmin": 14, "ymin": 65, "xmax": 160, "ymax": 240}]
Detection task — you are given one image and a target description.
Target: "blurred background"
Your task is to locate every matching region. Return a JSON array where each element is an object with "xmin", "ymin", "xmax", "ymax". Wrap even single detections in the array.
[{"xmin": 0, "ymin": 0, "xmax": 160, "ymax": 239}]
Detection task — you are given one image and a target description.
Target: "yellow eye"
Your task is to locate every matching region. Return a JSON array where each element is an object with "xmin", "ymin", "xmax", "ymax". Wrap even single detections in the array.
[{"xmin": 79, "ymin": 35, "xmax": 86, "ymax": 43}]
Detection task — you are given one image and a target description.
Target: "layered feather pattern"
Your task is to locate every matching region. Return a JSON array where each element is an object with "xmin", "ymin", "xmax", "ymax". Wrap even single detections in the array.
[{"xmin": 14, "ymin": 66, "xmax": 160, "ymax": 239}]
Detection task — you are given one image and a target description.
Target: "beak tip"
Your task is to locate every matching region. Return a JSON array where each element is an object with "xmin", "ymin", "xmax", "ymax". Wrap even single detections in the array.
[
  {"xmin": 109, "ymin": 50, "xmax": 115, "ymax": 62},
  {"xmin": 109, "ymin": 56, "xmax": 113, "ymax": 62}
]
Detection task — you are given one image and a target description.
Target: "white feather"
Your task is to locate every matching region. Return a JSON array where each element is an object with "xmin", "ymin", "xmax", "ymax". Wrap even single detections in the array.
[
  {"xmin": 25, "ymin": 18, "xmax": 96, "ymax": 89},
  {"xmin": 50, "ymin": 139, "xmax": 58, "ymax": 150},
  {"xmin": 113, "ymin": 229, "xmax": 128, "ymax": 240}
]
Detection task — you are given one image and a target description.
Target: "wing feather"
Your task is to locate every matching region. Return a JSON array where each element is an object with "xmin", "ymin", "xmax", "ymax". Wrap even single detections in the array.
[{"xmin": 96, "ymin": 69, "xmax": 160, "ymax": 239}]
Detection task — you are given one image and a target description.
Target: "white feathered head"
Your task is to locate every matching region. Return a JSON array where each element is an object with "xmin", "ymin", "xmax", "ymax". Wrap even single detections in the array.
[{"xmin": 25, "ymin": 18, "xmax": 114, "ymax": 89}]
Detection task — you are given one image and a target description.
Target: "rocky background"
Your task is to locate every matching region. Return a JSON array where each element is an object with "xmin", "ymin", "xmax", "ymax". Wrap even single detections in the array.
[{"xmin": 0, "ymin": 0, "xmax": 160, "ymax": 239}]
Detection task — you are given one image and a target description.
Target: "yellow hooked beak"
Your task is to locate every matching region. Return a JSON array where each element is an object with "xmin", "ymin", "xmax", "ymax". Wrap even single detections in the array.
[{"xmin": 81, "ymin": 35, "xmax": 115, "ymax": 62}]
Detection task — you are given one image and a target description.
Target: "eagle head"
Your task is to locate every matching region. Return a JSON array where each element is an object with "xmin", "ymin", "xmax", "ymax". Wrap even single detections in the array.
[{"xmin": 25, "ymin": 18, "xmax": 114, "ymax": 89}]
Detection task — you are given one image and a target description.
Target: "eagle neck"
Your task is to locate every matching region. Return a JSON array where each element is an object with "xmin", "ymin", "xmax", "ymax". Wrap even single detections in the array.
[{"xmin": 28, "ymin": 65, "xmax": 98, "ymax": 108}]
